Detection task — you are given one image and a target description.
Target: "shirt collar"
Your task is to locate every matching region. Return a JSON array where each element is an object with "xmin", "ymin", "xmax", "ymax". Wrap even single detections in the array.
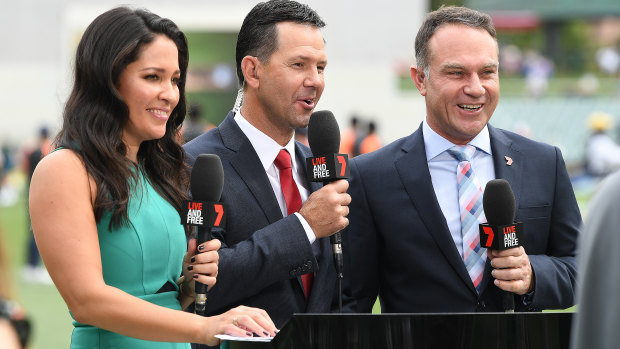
[
  {"xmin": 234, "ymin": 111, "xmax": 297, "ymax": 172},
  {"xmin": 422, "ymin": 117, "xmax": 492, "ymax": 161}
]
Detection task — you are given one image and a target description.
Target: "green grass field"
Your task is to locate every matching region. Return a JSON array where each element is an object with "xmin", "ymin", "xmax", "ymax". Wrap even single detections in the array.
[{"xmin": 0, "ymin": 169, "xmax": 586, "ymax": 346}]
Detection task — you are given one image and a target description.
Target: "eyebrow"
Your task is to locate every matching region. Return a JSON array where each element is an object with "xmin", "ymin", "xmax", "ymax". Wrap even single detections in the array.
[
  {"xmin": 440, "ymin": 62, "xmax": 499, "ymax": 70},
  {"xmin": 139, "ymin": 67, "xmax": 181, "ymax": 74},
  {"xmin": 292, "ymin": 55, "xmax": 328, "ymax": 66},
  {"xmin": 482, "ymin": 62, "xmax": 499, "ymax": 69}
]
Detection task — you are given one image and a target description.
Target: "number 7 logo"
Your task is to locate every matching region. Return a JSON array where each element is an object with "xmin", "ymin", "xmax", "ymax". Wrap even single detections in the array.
[
  {"xmin": 337, "ymin": 155, "xmax": 347, "ymax": 177},
  {"xmin": 213, "ymin": 204, "xmax": 224, "ymax": 227},
  {"xmin": 482, "ymin": 226, "xmax": 494, "ymax": 248}
]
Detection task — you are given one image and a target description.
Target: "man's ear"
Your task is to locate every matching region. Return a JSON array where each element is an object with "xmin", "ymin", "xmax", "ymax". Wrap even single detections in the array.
[
  {"xmin": 410, "ymin": 65, "xmax": 427, "ymax": 96},
  {"xmin": 241, "ymin": 56, "xmax": 261, "ymax": 89}
]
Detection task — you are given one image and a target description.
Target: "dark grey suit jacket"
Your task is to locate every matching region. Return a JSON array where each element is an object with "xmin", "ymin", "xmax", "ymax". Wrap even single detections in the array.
[
  {"xmin": 184, "ymin": 111, "xmax": 337, "ymax": 328},
  {"xmin": 342, "ymin": 123, "xmax": 581, "ymax": 313},
  {"xmin": 571, "ymin": 171, "xmax": 620, "ymax": 349}
]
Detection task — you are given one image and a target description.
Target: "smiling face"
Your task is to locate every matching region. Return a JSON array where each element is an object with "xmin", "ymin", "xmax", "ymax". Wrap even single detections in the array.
[
  {"xmin": 245, "ymin": 21, "xmax": 326, "ymax": 143},
  {"xmin": 117, "ymin": 34, "xmax": 181, "ymax": 157},
  {"xmin": 412, "ymin": 24, "xmax": 499, "ymax": 145}
]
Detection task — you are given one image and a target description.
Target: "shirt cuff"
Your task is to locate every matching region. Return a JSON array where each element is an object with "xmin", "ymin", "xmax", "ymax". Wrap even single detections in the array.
[{"xmin": 294, "ymin": 212, "xmax": 316, "ymax": 244}]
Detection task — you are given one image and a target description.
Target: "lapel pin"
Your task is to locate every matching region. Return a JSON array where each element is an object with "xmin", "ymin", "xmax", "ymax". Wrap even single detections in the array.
[{"xmin": 504, "ymin": 156, "xmax": 513, "ymax": 166}]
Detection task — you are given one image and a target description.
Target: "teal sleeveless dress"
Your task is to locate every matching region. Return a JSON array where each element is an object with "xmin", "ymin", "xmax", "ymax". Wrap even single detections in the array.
[{"xmin": 70, "ymin": 170, "xmax": 190, "ymax": 348}]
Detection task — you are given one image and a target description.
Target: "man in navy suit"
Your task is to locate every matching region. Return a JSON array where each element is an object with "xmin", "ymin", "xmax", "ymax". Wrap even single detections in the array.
[
  {"xmin": 343, "ymin": 6, "xmax": 580, "ymax": 313},
  {"xmin": 184, "ymin": 0, "xmax": 350, "ymax": 329}
]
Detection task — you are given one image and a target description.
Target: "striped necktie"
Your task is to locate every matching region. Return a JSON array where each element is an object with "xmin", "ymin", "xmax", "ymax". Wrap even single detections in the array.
[{"xmin": 448, "ymin": 145, "xmax": 487, "ymax": 292}]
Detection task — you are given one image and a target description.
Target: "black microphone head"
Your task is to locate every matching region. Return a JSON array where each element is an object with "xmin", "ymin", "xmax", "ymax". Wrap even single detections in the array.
[
  {"xmin": 308, "ymin": 110, "xmax": 341, "ymax": 155},
  {"xmin": 190, "ymin": 154, "xmax": 224, "ymax": 202},
  {"xmin": 483, "ymin": 179, "xmax": 516, "ymax": 226}
]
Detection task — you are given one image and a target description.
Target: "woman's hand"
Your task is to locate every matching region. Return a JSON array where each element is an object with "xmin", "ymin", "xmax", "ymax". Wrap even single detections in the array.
[
  {"xmin": 202, "ymin": 306, "xmax": 278, "ymax": 345},
  {"xmin": 180, "ymin": 238, "xmax": 221, "ymax": 301}
]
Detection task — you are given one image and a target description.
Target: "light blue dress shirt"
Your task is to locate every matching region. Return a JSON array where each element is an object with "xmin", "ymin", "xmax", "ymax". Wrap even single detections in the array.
[{"xmin": 423, "ymin": 119, "xmax": 495, "ymax": 257}]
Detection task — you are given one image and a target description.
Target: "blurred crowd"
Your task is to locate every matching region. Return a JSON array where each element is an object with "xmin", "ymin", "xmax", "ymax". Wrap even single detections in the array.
[
  {"xmin": 0, "ymin": 126, "xmax": 54, "ymax": 348},
  {"xmin": 339, "ymin": 115, "xmax": 383, "ymax": 158},
  {"xmin": 499, "ymin": 42, "xmax": 620, "ymax": 98}
]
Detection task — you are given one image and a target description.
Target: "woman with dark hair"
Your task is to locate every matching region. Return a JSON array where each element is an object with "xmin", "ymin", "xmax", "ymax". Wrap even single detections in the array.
[{"xmin": 28, "ymin": 7, "xmax": 275, "ymax": 348}]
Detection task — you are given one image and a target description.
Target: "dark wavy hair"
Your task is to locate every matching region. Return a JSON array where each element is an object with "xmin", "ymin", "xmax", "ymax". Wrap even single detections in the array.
[{"xmin": 56, "ymin": 7, "xmax": 189, "ymax": 229}]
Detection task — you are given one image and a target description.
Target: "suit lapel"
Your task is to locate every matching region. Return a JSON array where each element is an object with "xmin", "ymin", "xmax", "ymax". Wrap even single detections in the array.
[
  {"xmin": 219, "ymin": 114, "xmax": 284, "ymax": 224},
  {"xmin": 395, "ymin": 125, "xmax": 476, "ymax": 293},
  {"xmin": 221, "ymin": 117, "xmax": 322, "ymax": 300},
  {"xmin": 489, "ymin": 125, "xmax": 523, "ymax": 209}
]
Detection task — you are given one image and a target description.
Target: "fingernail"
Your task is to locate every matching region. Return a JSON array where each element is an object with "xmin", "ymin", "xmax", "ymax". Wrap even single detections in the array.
[
  {"xmin": 274, "ymin": 329, "xmax": 280, "ymax": 334},
  {"xmin": 246, "ymin": 332, "xmax": 253, "ymax": 337},
  {"xmin": 190, "ymin": 257, "xmax": 196, "ymax": 263},
  {"xmin": 187, "ymin": 265, "xmax": 193, "ymax": 271},
  {"xmin": 198, "ymin": 245, "xmax": 205, "ymax": 251},
  {"xmin": 263, "ymin": 331, "xmax": 270, "ymax": 336},
  {"xmin": 193, "ymin": 274, "xmax": 199, "ymax": 279}
]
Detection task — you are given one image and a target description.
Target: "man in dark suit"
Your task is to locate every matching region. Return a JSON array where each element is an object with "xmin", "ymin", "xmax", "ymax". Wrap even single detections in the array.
[
  {"xmin": 184, "ymin": 0, "xmax": 350, "ymax": 329},
  {"xmin": 343, "ymin": 6, "xmax": 580, "ymax": 313}
]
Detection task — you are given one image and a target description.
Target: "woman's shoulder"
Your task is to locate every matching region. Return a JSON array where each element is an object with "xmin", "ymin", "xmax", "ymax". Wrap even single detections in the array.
[
  {"xmin": 31, "ymin": 148, "xmax": 95, "ymax": 199},
  {"xmin": 34, "ymin": 148, "xmax": 85, "ymax": 177}
]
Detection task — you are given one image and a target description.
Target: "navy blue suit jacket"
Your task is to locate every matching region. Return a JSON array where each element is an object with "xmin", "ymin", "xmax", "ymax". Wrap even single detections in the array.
[
  {"xmin": 183, "ymin": 112, "xmax": 337, "ymax": 327},
  {"xmin": 342, "ymin": 123, "xmax": 580, "ymax": 312}
]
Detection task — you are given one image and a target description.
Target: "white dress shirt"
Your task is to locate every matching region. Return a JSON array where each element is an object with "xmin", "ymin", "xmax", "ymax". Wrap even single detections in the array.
[
  {"xmin": 235, "ymin": 112, "xmax": 317, "ymax": 244},
  {"xmin": 423, "ymin": 119, "xmax": 495, "ymax": 257}
]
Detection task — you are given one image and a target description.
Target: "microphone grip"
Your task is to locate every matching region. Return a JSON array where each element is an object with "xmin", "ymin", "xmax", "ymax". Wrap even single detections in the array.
[
  {"xmin": 503, "ymin": 291, "xmax": 515, "ymax": 312},
  {"xmin": 324, "ymin": 178, "xmax": 346, "ymax": 311},
  {"xmin": 329, "ymin": 232, "xmax": 343, "ymax": 275},
  {"xmin": 329, "ymin": 231, "xmax": 342, "ymax": 245},
  {"xmin": 195, "ymin": 283, "xmax": 207, "ymax": 315},
  {"xmin": 194, "ymin": 226, "xmax": 212, "ymax": 316}
]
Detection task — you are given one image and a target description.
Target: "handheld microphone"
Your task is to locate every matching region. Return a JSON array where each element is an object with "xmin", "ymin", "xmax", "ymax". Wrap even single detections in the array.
[
  {"xmin": 306, "ymin": 110, "xmax": 349, "ymax": 312},
  {"xmin": 306, "ymin": 111, "xmax": 350, "ymax": 184},
  {"xmin": 478, "ymin": 179, "xmax": 524, "ymax": 312},
  {"xmin": 181, "ymin": 154, "xmax": 226, "ymax": 316}
]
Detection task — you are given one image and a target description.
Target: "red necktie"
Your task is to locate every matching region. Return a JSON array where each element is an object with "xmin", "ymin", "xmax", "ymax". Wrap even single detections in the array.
[{"xmin": 274, "ymin": 149, "xmax": 314, "ymax": 299}]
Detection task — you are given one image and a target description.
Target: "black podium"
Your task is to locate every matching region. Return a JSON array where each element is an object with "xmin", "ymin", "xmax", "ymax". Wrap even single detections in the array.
[{"xmin": 228, "ymin": 312, "xmax": 573, "ymax": 349}]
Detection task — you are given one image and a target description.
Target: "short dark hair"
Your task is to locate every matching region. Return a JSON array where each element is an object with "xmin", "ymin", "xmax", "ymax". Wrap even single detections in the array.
[
  {"xmin": 415, "ymin": 6, "xmax": 496, "ymax": 76},
  {"xmin": 235, "ymin": 0, "xmax": 325, "ymax": 86},
  {"xmin": 57, "ymin": 7, "xmax": 190, "ymax": 229}
]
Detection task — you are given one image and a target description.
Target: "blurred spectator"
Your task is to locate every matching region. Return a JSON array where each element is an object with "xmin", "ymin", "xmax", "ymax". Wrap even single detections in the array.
[
  {"xmin": 0, "ymin": 143, "xmax": 18, "ymax": 207},
  {"xmin": 596, "ymin": 46, "xmax": 620, "ymax": 76},
  {"xmin": 181, "ymin": 104, "xmax": 214, "ymax": 143},
  {"xmin": 0, "ymin": 147, "xmax": 4, "ymax": 184},
  {"xmin": 340, "ymin": 115, "xmax": 359, "ymax": 157},
  {"xmin": 499, "ymin": 44, "xmax": 523, "ymax": 76},
  {"xmin": 523, "ymin": 50, "xmax": 553, "ymax": 98},
  {"xmin": 1, "ymin": 223, "xmax": 31, "ymax": 349},
  {"xmin": 1, "ymin": 144, "xmax": 15, "ymax": 183},
  {"xmin": 22, "ymin": 127, "xmax": 52, "ymax": 284},
  {"xmin": 585, "ymin": 112, "xmax": 620, "ymax": 177},
  {"xmin": 358, "ymin": 121, "xmax": 382, "ymax": 155},
  {"xmin": 578, "ymin": 73, "xmax": 600, "ymax": 96}
]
